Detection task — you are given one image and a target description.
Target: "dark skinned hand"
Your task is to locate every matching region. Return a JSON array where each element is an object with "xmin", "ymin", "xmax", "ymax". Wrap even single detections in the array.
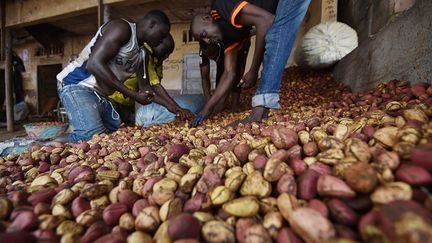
[{"xmin": 239, "ymin": 70, "xmax": 258, "ymax": 89}]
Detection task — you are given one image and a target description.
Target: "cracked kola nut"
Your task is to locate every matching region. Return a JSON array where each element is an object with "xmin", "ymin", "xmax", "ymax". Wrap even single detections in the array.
[
  {"xmin": 223, "ymin": 196, "xmax": 259, "ymax": 217},
  {"xmin": 127, "ymin": 231, "xmax": 154, "ymax": 243},
  {"xmin": 38, "ymin": 215, "xmax": 63, "ymax": 230},
  {"xmin": 376, "ymin": 150, "xmax": 400, "ymax": 170},
  {"xmin": 271, "ymin": 127, "xmax": 298, "ymax": 149},
  {"xmin": 244, "ymin": 223, "xmax": 272, "ymax": 243},
  {"xmin": 135, "ymin": 206, "xmax": 161, "ymax": 232},
  {"xmin": 289, "ymin": 207, "xmax": 336, "ymax": 243},
  {"xmin": 30, "ymin": 175, "xmax": 58, "ymax": 192},
  {"xmin": 52, "ymin": 204, "xmax": 72, "ymax": 219},
  {"xmin": 373, "ymin": 126, "xmax": 399, "ymax": 148},
  {"xmin": 263, "ymin": 158, "xmax": 287, "ymax": 182},
  {"xmin": 56, "ymin": 220, "xmax": 84, "ymax": 236},
  {"xmin": 0, "ymin": 198, "xmax": 11, "ymax": 220},
  {"xmin": 167, "ymin": 163, "xmax": 188, "ymax": 183},
  {"xmin": 80, "ymin": 184, "xmax": 109, "ymax": 200},
  {"xmin": 318, "ymin": 136, "xmax": 345, "ymax": 152},
  {"xmin": 119, "ymin": 213, "xmax": 135, "ymax": 231},
  {"xmin": 202, "ymin": 220, "xmax": 235, "ymax": 243},
  {"xmin": 180, "ymin": 173, "xmax": 200, "ymax": 193},
  {"xmin": 277, "ymin": 193, "xmax": 298, "ymax": 222},
  {"xmin": 210, "ymin": 185, "xmax": 232, "ymax": 205},
  {"xmin": 90, "ymin": 195, "xmax": 110, "ymax": 209},
  {"xmin": 224, "ymin": 170, "xmax": 246, "ymax": 192},
  {"xmin": 344, "ymin": 138, "xmax": 371, "ymax": 162},
  {"xmin": 344, "ymin": 162, "xmax": 378, "ymax": 193},
  {"xmin": 370, "ymin": 182, "xmax": 413, "ymax": 204},
  {"xmin": 76, "ymin": 209, "xmax": 101, "ymax": 226},
  {"xmin": 193, "ymin": 211, "xmax": 214, "ymax": 224},
  {"xmin": 159, "ymin": 197, "xmax": 183, "ymax": 221},
  {"xmin": 52, "ymin": 188, "xmax": 75, "ymax": 205},
  {"xmin": 263, "ymin": 211, "xmax": 283, "ymax": 239},
  {"xmin": 240, "ymin": 171, "xmax": 271, "ymax": 198}
]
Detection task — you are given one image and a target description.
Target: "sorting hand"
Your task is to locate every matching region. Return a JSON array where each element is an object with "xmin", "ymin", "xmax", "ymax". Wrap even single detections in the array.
[
  {"xmin": 239, "ymin": 70, "xmax": 258, "ymax": 89},
  {"xmin": 135, "ymin": 89, "xmax": 154, "ymax": 105},
  {"xmin": 175, "ymin": 107, "xmax": 195, "ymax": 121},
  {"xmin": 190, "ymin": 114, "xmax": 206, "ymax": 128}
]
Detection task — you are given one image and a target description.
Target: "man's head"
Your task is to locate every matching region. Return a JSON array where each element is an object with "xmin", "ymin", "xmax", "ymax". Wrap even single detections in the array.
[
  {"xmin": 138, "ymin": 10, "xmax": 171, "ymax": 48},
  {"xmin": 191, "ymin": 14, "xmax": 223, "ymax": 45},
  {"xmin": 200, "ymin": 41, "xmax": 223, "ymax": 62},
  {"xmin": 153, "ymin": 34, "xmax": 175, "ymax": 61}
]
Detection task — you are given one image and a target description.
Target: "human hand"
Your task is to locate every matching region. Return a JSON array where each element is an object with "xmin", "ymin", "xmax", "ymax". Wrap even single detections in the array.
[
  {"xmin": 175, "ymin": 107, "xmax": 195, "ymax": 121},
  {"xmin": 190, "ymin": 113, "xmax": 207, "ymax": 128},
  {"xmin": 134, "ymin": 89, "xmax": 154, "ymax": 105},
  {"xmin": 238, "ymin": 70, "xmax": 258, "ymax": 89}
]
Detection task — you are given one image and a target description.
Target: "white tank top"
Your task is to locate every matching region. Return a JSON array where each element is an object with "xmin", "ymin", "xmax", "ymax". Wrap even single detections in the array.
[{"xmin": 56, "ymin": 19, "xmax": 146, "ymax": 94}]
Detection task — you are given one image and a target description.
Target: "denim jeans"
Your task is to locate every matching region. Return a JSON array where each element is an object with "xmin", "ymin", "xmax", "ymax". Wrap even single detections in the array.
[
  {"xmin": 253, "ymin": 0, "xmax": 311, "ymax": 109},
  {"xmin": 136, "ymin": 94, "xmax": 206, "ymax": 127},
  {"xmin": 59, "ymin": 84, "xmax": 121, "ymax": 142}
]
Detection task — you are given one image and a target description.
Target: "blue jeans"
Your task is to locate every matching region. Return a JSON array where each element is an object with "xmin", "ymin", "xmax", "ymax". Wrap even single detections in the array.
[
  {"xmin": 253, "ymin": 0, "xmax": 311, "ymax": 109},
  {"xmin": 136, "ymin": 94, "xmax": 206, "ymax": 127},
  {"xmin": 59, "ymin": 84, "xmax": 121, "ymax": 142}
]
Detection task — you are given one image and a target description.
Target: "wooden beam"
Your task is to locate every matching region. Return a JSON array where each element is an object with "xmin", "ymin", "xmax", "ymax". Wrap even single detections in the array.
[
  {"xmin": 98, "ymin": 0, "xmax": 104, "ymax": 27},
  {"xmin": 5, "ymin": 28, "xmax": 14, "ymax": 132},
  {"xmin": 1, "ymin": 0, "xmax": 5, "ymax": 61},
  {"xmin": 5, "ymin": 0, "xmax": 157, "ymax": 28}
]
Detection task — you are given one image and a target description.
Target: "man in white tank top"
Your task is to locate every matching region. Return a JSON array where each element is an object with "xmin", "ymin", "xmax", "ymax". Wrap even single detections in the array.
[{"xmin": 57, "ymin": 10, "xmax": 171, "ymax": 142}]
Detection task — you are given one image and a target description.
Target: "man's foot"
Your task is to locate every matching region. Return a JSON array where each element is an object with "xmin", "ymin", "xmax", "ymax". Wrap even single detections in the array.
[{"xmin": 227, "ymin": 106, "xmax": 269, "ymax": 127}]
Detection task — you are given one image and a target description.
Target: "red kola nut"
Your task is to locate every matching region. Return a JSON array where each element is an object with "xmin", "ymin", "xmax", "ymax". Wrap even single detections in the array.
[
  {"xmin": 234, "ymin": 143, "xmax": 251, "ymax": 164},
  {"xmin": 395, "ymin": 164, "xmax": 432, "ymax": 186},
  {"xmin": 410, "ymin": 144, "xmax": 432, "ymax": 172},
  {"xmin": 0, "ymin": 231, "xmax": 37, "ymax": 243},
  {"xmin": 168, "ymin": 213, "xmax": 201, "ymax": 240},
  {"xmin": 80, "ymin": 222, "xmax": 112, "ymax": 243},
  {"xmin": 168, "ymin": 144, "xmax": 190, "ymax": 163},
  {"xmin": 303, "ymin": 142, "xmax": 318, "ymax": 157},
  {"xmin": 309, "ymin": 199, "xmax": 328, "ymax": 218},
  {"xmin": 287, "ymin": 159, "xmax": 307, "ymax": 176},
  {"xmin": 132, "ymin": 199, "xmax": 150, "ymax": 217},
  {"xmin": 277, "ymin": 227, "xmax": 304, "ymax": 243},
  {"xmin": 252, "ymin": 155, "xmax": 268, "ymax": 171},
  {"xmin": 71, "ymin": 197, "xmax": 91, "ymax": 218},
  {"xmin": 271, "ymin": 127, "xmax": 299, "ymax": 149},
  {"xmin": 327, "ymin": 199, "xmax": 359, "ymax": 226},
  {"xmin": 236, "ymin": 218, "xmax": 256, "ymax": 243},
  {"xmin": 297, "ymin": 169, "xmax": 320, "ymax": 200},
  {"xmin": 7, "ymin": 211, "xmax": 38, "ymax": 232},
  {"xmin": 118, "ymin": 190, "xmax": 139, "ymax": 209}
]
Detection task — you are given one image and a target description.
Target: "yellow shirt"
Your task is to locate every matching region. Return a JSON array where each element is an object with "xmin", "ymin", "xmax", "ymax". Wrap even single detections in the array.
[{"xmin": 109, "ymin": 43, "xmax": 163, "ymax": 106}]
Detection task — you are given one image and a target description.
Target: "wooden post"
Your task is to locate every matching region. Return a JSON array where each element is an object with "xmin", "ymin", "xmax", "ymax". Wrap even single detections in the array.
[
  {"xmin": 98, "ymin": 0, "xmax": 104, "ymax": 27},
  {"xmin": 1, "ymin": 0, "xmax": 5, "ymax": 61},
  {"xmin": 5, "ymin": 28, "xmax": 14, "ymax": 132}
]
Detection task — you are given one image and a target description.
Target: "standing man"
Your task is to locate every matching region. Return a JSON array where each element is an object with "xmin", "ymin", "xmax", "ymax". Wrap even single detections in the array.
[
  {"xmin": 199, "ymin": 37, "xmax": 250, "ymax": 114},
  {"xmin": 191, "ymin": 0, "xmax": 311, "ymax": 126},
  {"xmin": 57, "ymin": 10, "xmax": 170, "ymax": 142}
]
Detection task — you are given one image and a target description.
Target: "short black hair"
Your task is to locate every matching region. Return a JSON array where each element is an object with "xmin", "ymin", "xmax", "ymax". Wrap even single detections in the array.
[{"xmin": 144, "ymin": 10, "xmax": 171, "ymax": 30}]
